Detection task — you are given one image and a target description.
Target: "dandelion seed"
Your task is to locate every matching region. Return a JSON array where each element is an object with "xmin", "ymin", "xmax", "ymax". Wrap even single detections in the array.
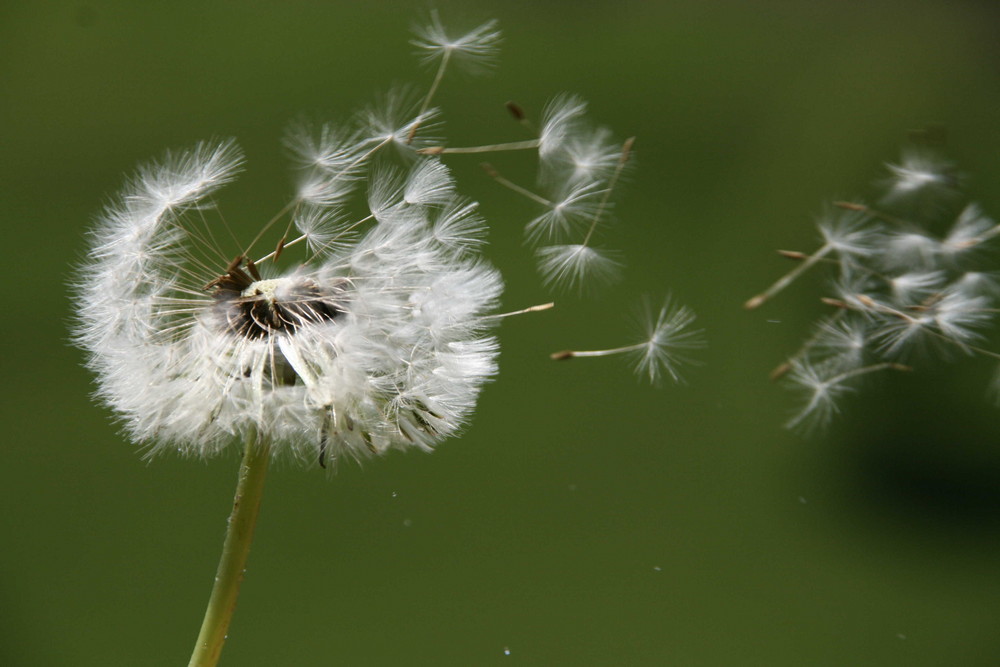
[
  {"xmin": 536, "ymin": 244, "xmax": 622, "ymax": 292},
  {"xmin": 882, "ymin": 230, "xmax": 939, "ymax": 270},
  {"xmin": 745, "ymin": 209, "xmax": 879, "ymax": 310},
  {"xmin": 931, "ymin": 289, "xmax": 991, "ymax": 347},
  {"xmin": 359, "ymin": 87, "xmax": 442, "ymax": 154},
  {"xmin": 550, "ymin": 297, "xmax": 704, "ymax": 385},
  {"xmin": 811, "ymin": 318, "xmax": 870, "ymax": 370},
  {"xmin": 539, "ymin": 94, "xmax": 588, "ymax": 158},
  {"xmin": 750, "ymin": 147, "xmax": 1000, "ymax": 430},
  {"xmin": 430, "ymin": 198, "xmax": 487, "ymax": 254},
  {"xmin": 940, "ymin": 203, "xmax": 999, "ymax": 260},
  {"xmin": 285, "ymin": 121, "xmax": 365, "ymax": 206},
  {"xmin": 524, "ymin": 180, "xmax": 605, "ymax": 243},
  {"xmin": 817, "ymin": 208, "xmax": 881, "ymax": 259},
  {"xmin": 888, "ymin": 270, "xmax": 945, "ymax": 303},
  {"xmin": 954, "ymin": 271, "xmax": 1000, "ymax": 298},
  {"xmin": 404, "ymin": 158, "xmax": 456, "ymax": 206},
  {"xmin": 785, "ymin": 361, "xmax": 909, "ymax": 432},
  {"xmin": 292, "ymin": 205, "xmax": 353, "ymax": 255},
  {"xmin": 411, "ymin": 12, "xmax": 501, "ymax": 72},
  {"xmin": 882, "ymin": 149, "xmax": 956, "ymax": 202},
  {"xmin": 547, "ymin": 126, "xmax": 624, "ymax": 186}
]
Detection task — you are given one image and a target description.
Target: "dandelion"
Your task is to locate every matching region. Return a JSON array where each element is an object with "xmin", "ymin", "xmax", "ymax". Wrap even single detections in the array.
[
  {"xmin": 73, "ymin": 16, "xmax": 678, "ymax": 666},
  {"xmin": 75, "ymin": 136, "xmax": 507, "ymax": 666}
]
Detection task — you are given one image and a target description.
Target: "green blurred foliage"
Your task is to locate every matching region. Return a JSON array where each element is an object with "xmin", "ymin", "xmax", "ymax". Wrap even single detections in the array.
[{"xmin": 3, "ymin": 0, "xmax": 1000, "ymax": 664}]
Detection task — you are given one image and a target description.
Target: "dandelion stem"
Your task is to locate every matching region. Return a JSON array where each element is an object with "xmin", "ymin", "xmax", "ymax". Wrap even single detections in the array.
[
  {"xmin": 188, "ymin": 430, "xmax": 272, "ymax": 667},
  {"xmin": 243, "ymin": 199, "xmax": 301, "ymax": 259},
  {"xmin": 256, "ymin": 233, "xmax": 307, "ymax": 265},
  {"xmin": 408, "ymin": 49, "xmax": 452, "ymax": 145},
  {"xmin": 827, "ymin": 361, "xmax": 911, "ymax": 385},
  {"xmin": 832, "ymin": 201, "xmax": 910, "ymax": 227},
  {"xmin": 583, "ymin": 137, "xmax": 634, "ymax": 246},
  {"xmin": 482, "ymin": 302, "xmax": 554, "ymax": 320},
  {"xmin": 550, "ymin": 342, "xmax": 645, "ymax": 360},
  {"xmin": 744, "ymin": 244, "xmax": 833, "ymax": 310},
  {"xmin": 480, "ymin": 163, "xmax": 552, "ymax": 206},
  {"xmin": 420, "ymin": 139, "xmax": 542, "ymax": 155}
]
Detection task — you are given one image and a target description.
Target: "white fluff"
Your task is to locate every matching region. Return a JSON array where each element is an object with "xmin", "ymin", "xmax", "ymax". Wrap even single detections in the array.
[{"xmin": 75, "ymin": 140, "xmax": 502, "ymax": 465}]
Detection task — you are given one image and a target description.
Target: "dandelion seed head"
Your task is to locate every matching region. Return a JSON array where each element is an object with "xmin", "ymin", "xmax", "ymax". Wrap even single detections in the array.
[{"xmin": 75, "ymin": 140, "xmax": 501, "ymax": 465}]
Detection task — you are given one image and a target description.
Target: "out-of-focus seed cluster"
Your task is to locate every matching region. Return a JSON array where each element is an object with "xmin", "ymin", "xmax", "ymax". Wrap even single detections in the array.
[{"xmin": 747, "ymin": 148, "xmax": 1000, "ymax": 431}]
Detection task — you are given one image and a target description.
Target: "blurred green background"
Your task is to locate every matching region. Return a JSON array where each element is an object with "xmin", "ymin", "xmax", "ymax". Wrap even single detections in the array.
[{"xmin": 4, "ymin": 0, "xmax": 1000, "ymax": 664}]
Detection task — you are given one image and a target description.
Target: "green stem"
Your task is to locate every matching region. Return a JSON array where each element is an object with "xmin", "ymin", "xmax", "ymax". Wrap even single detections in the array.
[{"xmin": 188, "ymin": 430, "xmax": 272, "ymax": 667}]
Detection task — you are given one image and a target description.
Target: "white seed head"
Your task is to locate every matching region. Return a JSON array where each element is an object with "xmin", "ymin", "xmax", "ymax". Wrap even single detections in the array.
[{"xmin": 75, "ymin": 140, "xmax": 502, "ymax": 465}]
